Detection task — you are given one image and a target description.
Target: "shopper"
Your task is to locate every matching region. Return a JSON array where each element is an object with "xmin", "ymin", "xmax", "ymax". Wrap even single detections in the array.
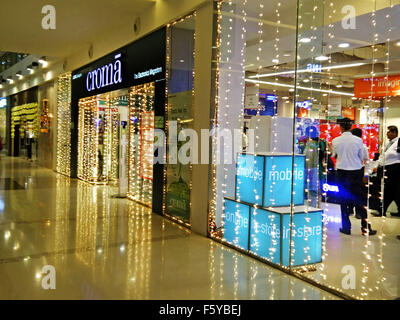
[
  {"xmin": 348, "ymin": 128, "xmax": 369, "ymax": 219},
  {"xmin": 372, "ymin": 131, "xmax": 400, "ymax": 218},
  {"xmin": 332, "ymin": 118, "xmax": 377, "ymax": 236},
  {"xmin": 384, "ymin": 126, "xmax": 398, "ymax": 152},
  {"xmin": 304, "ymin": 126, "xmax": 320, "ymax": 207}
]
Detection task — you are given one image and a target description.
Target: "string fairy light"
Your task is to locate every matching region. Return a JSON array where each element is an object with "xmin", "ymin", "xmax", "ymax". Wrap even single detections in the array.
[{"xmin": 56, "ymin": 72, "xmax": 72, "ymax": 176}]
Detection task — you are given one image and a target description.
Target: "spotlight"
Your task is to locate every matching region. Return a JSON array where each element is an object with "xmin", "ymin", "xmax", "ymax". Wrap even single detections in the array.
[
  {"xmin": 315, "ymin": 55, "xmax": 329, "ymax": 61},
  {"xmin": 338, "ymin": 43, "xmax": 350, "ymax": 48},
  {"xmin": 299, "ymin": 38, "xmax": 311, "ymax": 43},
  {"xmin": 16, "ymin": 71, "xmax": 23, "ymax": 79},
  {"xmin": 39, "ymin": 57, "xmax": 48, "ymax": 67}
]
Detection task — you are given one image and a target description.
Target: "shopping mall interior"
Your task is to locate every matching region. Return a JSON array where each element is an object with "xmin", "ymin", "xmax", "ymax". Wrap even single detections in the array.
[{"xmin": 1, "ymin": 0, "xmax": 400, "ymax": 302}]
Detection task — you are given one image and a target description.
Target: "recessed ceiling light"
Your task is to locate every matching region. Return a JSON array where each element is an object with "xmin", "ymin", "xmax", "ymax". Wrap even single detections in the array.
[
  {"xmin": 303, "ymin": 79, "xmax": 310, "ymax": 83},
  {"xmin": 299, "ymin": 38, "xmax": 311, "ymax": 43},
  {"xmin": 338, "ymin": 43, "xmax": 350, "ymax": 48},
  {"xmin": 396, "ymin": 41, "xmax": 400, "ymax": 47},
  {"xmin": 315, "ymin": 55, "xmax": 329, "ymax": 61},
  {"xmin": 283, "ymin": 52, "xmax": 291, "ymax": 57},
  {"xmin": 272, "ymin": 59, "xmax": 279, "ymax": 64}
]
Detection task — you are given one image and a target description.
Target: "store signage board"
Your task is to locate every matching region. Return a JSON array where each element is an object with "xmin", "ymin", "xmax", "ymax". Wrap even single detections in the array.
[
  {"xmin": 354, "ymin": 75, "xmax": 400, "ymax": 98},
  {"xmin": 250, "ymin": 208, "xmax": 281, "ymax": 264},
  {"xmin": 0, "ymin": 97, "xmax": 6, "ymax": 109},
  {"xmin": 86, "ymin": 53, "xmax": 122, "ymax": 92},
  {"xmin": 235, "ymin": 154, "xmax": 265, "ymax": 205},
  {"xmin": 72, "ymin": 28, "xmax": 166, "ymax": 100},
  {"xmin": 307, "ymin": 63, "xmax": 322, "ymax": 73},
  {"xmin": 342, "ymin": 107, "xmax": 355, "ymax": 120},
  {"xmin": 263, "ymin": 155, "xmax": 305, "ymax": 207},
  {"xmin": 134, "ymin": 67, "xmax": 163, "ymax": 80},
  {"xmin": 327, "ymin": 96, "xmax": 342, "ymax": 118},
  {"xmin": 223, "ymin": 199, "xmax": 250, "ymax": 250},
  {"xmin": 281, "ymin": 211, "xmax": 323, "ymax": 266}
]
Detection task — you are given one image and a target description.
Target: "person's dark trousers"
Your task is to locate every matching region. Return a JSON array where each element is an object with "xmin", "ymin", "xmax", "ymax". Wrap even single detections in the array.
[
  {"xmin": 27, "ymin": 138, "xmax": 32, "ymax": 159},
  {"xmin": 379, "ymin": 163, "xmax": 400, "ymax": 216},
  {"xmin": 337, "ymin": 169, "xmax": 368, "ymax": 231}
]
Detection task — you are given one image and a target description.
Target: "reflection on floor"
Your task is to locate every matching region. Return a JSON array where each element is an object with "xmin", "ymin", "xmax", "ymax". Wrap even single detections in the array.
[
  {"xmin": 302, "ymin": 202, "xmax": 400, "ymax": 300},
  {"xmin": 0, "ymin": 157, "xmax": 337, "ymax": 300}
]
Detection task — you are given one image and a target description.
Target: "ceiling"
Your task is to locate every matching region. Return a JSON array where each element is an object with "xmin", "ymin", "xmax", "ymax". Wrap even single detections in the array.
[
  {"xmin": 225, "ymin": 2, "xmax": 400, "ymax": 102},
  {"xmin": 0, "ymin": 0, "xmax": 156, "ymax": 58}
]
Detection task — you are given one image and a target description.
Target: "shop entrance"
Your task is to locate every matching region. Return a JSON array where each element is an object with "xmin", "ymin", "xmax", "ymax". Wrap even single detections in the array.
[
  {"xmin": 127, "ymin": 82, "xmax": 155, "ymax": 208},
  {"xmin": 77, "ymin": 89, "xmax": 129, "ymax": 185},
  {"xmin": 77, "ymin": 83, "xmax": 158, "ymax": 208}
]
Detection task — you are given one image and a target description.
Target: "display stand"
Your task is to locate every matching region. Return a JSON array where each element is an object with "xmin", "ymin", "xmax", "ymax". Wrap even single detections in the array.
[{"xmin": 223, "ymin": 152, "xmax": 323, "ymax": 267}]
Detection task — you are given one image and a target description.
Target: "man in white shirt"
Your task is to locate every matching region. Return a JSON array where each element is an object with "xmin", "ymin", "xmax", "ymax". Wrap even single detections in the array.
[
  {"xmin": 332, "ymin": 118, "xmax": 377, "ymax": 236},
  {"xmin": 349, "ymin": 128, "xmax": 369, "ymax": 219},
  {"xmin": 383, "ymin": 126, "xmax": 398, "ymax": 152},
  {"xmin": 372, "ymin": 134, "xmax": 400, "ymax": 218}
]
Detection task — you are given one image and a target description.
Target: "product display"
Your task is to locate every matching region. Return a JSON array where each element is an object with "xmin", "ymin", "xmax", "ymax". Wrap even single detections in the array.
[{"xmin": 224, "ymin": 152, "xmax": 323, "ymax": 267}]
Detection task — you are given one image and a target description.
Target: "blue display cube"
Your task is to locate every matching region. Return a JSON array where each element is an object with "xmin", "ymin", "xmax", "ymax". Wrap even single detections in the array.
[
  {"xmin": 250, "ymin": 207, "xmax": 281, "ymax": 264},
  {"xmin": 235, "ymin": 153, "xmax": 305, "ymax": 207},
  {"xmin": 222, "ymin": 199, "xmax": 250, "ymax": 250},
  {"xmin": 235, "ymin": 154, "xmax": 265, "ymax": 205},
  {"xmin": 263, "ymin": 155, "xmax": 305, "ymax": 207}
]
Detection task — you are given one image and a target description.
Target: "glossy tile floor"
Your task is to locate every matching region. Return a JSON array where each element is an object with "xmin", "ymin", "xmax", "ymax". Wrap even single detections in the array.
[
  {"xmin": 302, "ymin": 202, "xmax": 400, "ymax": 300},
  {"xmin": 0, "ymin": 157, "xmax": 338, "ymax": 300}
]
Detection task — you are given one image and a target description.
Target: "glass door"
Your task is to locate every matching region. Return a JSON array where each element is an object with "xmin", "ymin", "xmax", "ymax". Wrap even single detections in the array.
[{"xmin": 128, "ymin": 82, "xmax": 155, "ymax": 207}]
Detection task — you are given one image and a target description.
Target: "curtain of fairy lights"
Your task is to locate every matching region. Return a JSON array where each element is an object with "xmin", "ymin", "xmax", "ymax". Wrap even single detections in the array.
[{"xmin": 56, "ymin": 73, "xmax": 72, "ymax": 176}]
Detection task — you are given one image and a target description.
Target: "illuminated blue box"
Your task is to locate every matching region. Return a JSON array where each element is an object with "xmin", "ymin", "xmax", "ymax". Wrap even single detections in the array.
[
  {"xmin": 235, "ymin": 154, "xmax": 265, "ymax": 206},
  {"xmin": 277, "ymin": 207, "xmax": 323, "ymax": 267},
  {"xmin": 223, "ymin": 199, "xmax": 250, "ymax": 250},
  {"xmin": 224, "ymin": 199, "xmax": 323, "ymax": 267},
  {"xmin": 263, "ymin": 155, "xmax": 305, "ymax": 207},
  {"xmin": 235, "ymin": 153, "xmax": 305, "ymax": 207},
  {"xmin": 250, "ymin": 207, "xmax": 281, "ymax": 264}
]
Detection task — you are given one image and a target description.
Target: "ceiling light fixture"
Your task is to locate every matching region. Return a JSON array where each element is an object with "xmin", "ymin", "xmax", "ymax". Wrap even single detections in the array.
[
  {"xmin": 38, "ymin": 57, "xmax": 48, "ymax": 68},
  {"xmin": 249, "ymin": 62, "xmax": 365, "ymax": 79},
  {"xmin": 315, "ymin": 55, "xmax": 329, "ymax": 61},
  {"xmin": 299, "ymin": 38, "xmax": 311, "ymax": 43},
  {"xmin": 245, "ymin": 78, "xmax": 354, "ymax": 97},
  {"xmin": 338, "ymin": 43, "xmax": 350, "ymax": 48}
]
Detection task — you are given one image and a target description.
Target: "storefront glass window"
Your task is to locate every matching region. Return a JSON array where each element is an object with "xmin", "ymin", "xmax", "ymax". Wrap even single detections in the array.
[
  {"xmin": 165, "ymin": 15, "xmax": 195, "ymax": 225},
  {"xmin": 211, "ymin": 0, "xmax": 400, "ymax": 299}
]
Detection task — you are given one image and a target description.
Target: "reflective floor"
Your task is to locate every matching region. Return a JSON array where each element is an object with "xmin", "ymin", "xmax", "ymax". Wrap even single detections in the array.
[
  {"xmin": 304, "ymin": 202, "xmax": 400, "ymax": 300},
  {"xmin": 0, "ymin": 157, "xmax": 338, "ymax": 300}
]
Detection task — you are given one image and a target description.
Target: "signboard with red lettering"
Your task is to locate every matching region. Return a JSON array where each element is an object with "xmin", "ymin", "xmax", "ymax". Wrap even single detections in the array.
[{"xmin": 354, "ymin": 76, "xmax": 400, "ymax": 99}]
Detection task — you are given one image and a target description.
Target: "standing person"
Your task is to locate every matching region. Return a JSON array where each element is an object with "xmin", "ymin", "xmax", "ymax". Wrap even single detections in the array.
[
  {"xmin": 332, "ymin": 118, "xmax": 377, "ymax": 236},
  {"xmin": 348, "ymin": 128, "xmax": 369, "ymax": 219},
  {"xmin": 383, "ymin": 126, "xmax": 398, "ymax": 152},
  {"xmin": 372, "ymin": 130, "xmax": 400, "ymax": 218}
]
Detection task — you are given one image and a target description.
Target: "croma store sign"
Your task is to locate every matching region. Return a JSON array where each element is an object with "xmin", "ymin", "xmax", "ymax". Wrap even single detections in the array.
[
  {"xmin": 354, "ymin": 75, "xmax": 400, "ymax": 98},
  {"xmin": 86, "ymin": 53, "xmax": 122, "ymax": 92}
]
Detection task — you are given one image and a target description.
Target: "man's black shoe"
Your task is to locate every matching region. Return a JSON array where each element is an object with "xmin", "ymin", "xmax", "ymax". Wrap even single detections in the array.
[
  {"xmin": 362, "ymin": 228, "xmax": 377, "ymax": 236},
  {"xmin": 390, "ymin": 212, "xmax": 400, "ymax": 217},
  {"xmin": 339, "ymin": 228, "xmax": 351, "ymax": 235}
]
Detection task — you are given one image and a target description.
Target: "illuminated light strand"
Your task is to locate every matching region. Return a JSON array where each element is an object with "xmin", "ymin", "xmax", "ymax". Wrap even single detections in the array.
[{"xmin": 56, "ymin": 72, "xmax": 72, "ymax": 176}]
